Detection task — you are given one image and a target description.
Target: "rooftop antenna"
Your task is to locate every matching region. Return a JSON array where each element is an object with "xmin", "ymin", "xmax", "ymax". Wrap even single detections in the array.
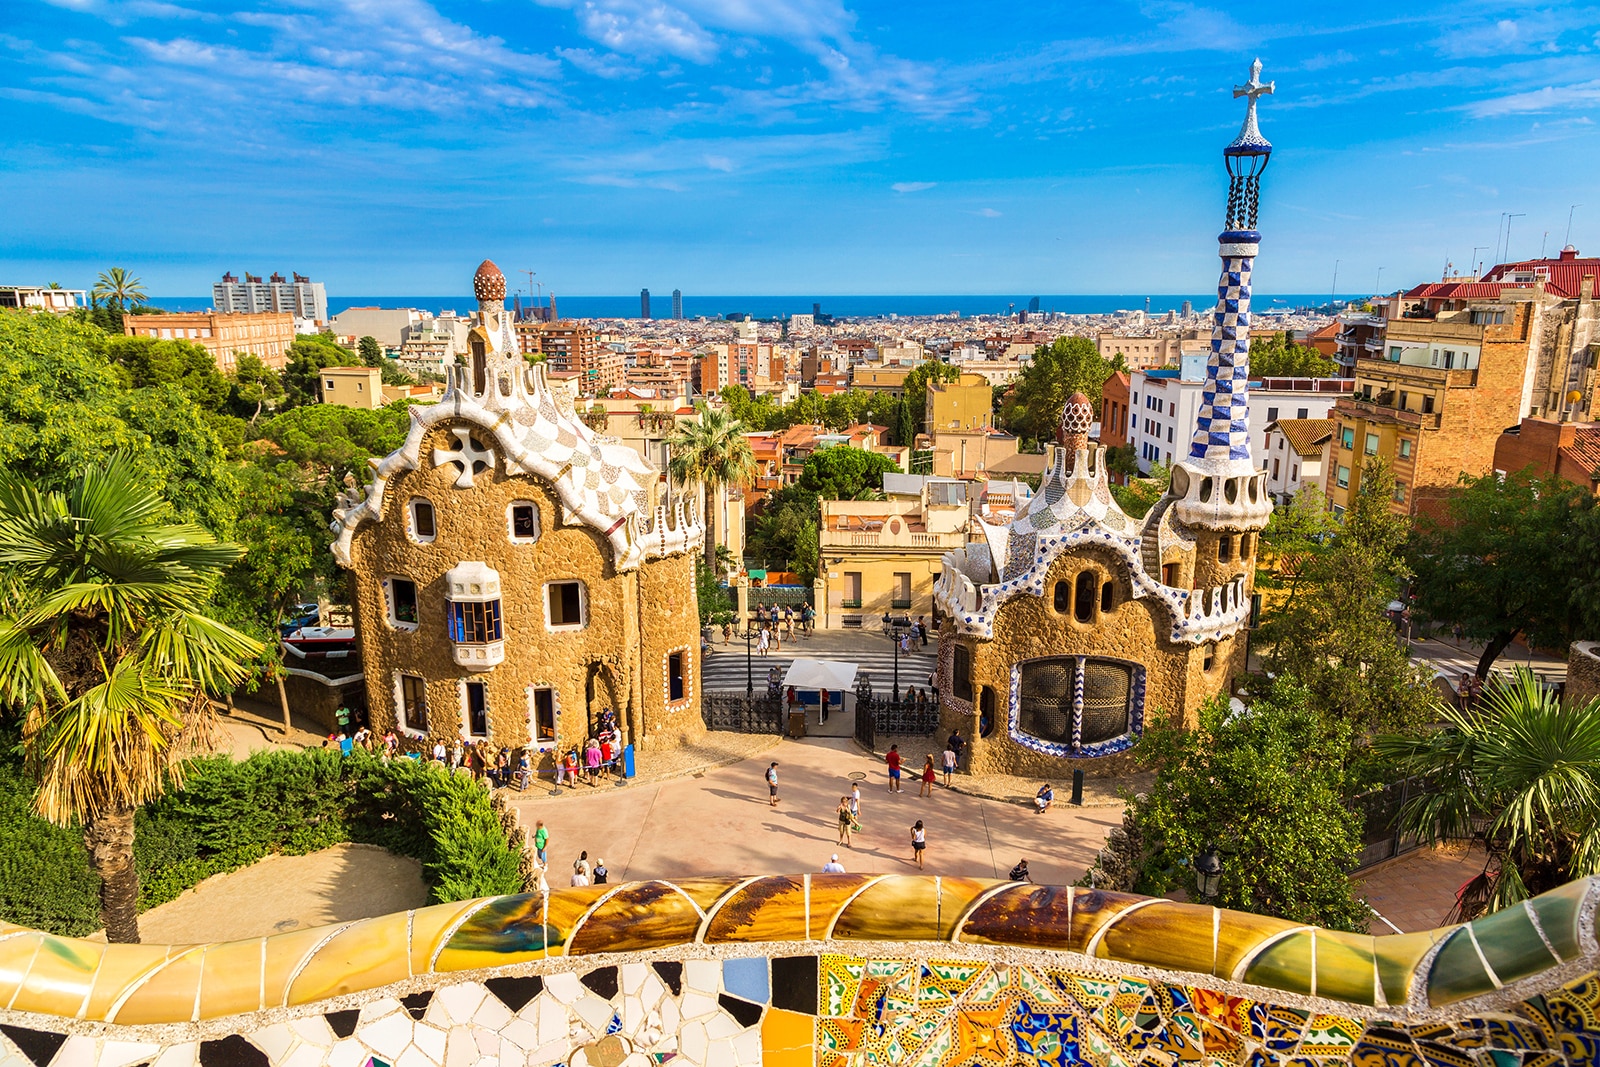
[
  {"xmin": 1331, "ymin": 258, "xmax": 1339, "ymax": 303},
  {"xmin": 1541, "ymin": 231, "xmax": 1550, "ymax": 258},
  {"xmin": 1505, "ymin": 213, "xmax": 1526, "ymax": 262},
  {"xmin": 1471, "ymin": 245, "xmax": 1488, "ymax": 278},
  {"xmin": 1495, "ymin": 212, "xmax": 1508, "ymax": 264},
  {"xmin": 1375, "ymin": 266, "xmax": 1385, "ymax": 294},
  {"xmin": 1566, "ymin": 205, "xmax": 1582, "ymax": 247}
]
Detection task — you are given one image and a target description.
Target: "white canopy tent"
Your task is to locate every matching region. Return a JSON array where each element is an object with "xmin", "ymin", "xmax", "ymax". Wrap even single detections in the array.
[{"xmin": 782, "ymin": 658, "xmax": 859, "ymax": 691}]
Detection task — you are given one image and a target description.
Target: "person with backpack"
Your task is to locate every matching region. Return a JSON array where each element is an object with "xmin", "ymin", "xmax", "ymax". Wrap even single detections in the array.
[{"xmin": 765, "ymin": 761, "xmax": 780, "ymax": 806}]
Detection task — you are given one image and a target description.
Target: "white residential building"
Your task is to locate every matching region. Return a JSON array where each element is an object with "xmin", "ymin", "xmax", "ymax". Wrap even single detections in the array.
[
  {"xmin": 0, "ymin": 286, "xmax": 86, "ymax": 311},
  {"xmin": 213, "ymin": 272, "xmax": 328, "ymax": 324},
  {"xmin": 329, "ymin": 307, "xmax": 427, "ymax": 348},
  {"xmin": 1263, "ymin": 419, "xmax": 1336, "ymax": 504},
  {"xmin": 1129, "ymin": 356, "xmax": 1354, "ymax": 473}
]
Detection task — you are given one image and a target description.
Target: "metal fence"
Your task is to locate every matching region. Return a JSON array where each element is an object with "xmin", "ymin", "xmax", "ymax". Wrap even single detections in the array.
[
  {"xmin": 853, "ymin": 690, "xmax": 942, "ymax": 749},
  {"xmin": 1352, "ymin": 776, "xmax": 1426, "ymax": 869},
  {"xmin": 701, "ymin": 690, "xmax": 786, "ymax": 734}
]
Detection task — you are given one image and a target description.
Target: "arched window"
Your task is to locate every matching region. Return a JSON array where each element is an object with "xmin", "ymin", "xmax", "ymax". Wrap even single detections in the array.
[
  {"xmin": 1101, "ymin": 580, "xmax": 1115, "ymax": 613},
  {"xmin": 408, "ymin": 499, "xmax": 436, "ymax": 543},
  {"xmin": 952, "ymin": 645, "xmax": 974, "ymax": 702},
  {"xmin": 1074, "ymin": 571, "xmax": 1095, "ymax": 623},
  {"xmin": 1053, "ymin": 580, "xmax": 1070, "ymax": 614},
  {"xmin": 1014, "ymin": 656, "xmax": 1144, "ymax": 755}
]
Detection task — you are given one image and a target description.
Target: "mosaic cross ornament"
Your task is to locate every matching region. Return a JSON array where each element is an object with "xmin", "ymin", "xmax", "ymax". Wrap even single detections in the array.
[{"xmin": 432, "ymin": 426, "xmax": 496, "ymax": 488}]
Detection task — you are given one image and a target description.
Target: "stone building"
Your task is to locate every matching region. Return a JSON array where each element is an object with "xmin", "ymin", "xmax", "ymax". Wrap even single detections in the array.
[
  {"xmin": 330, "ymin": 260, "xmax": 706, "ymax": 767},
  {"xmin": 122, "ymin": 310, "xmax": 296, "ymax": 373},
  {"xmin": 932, "ymin": 62, "xmax": 1278, "ymax": 778}
]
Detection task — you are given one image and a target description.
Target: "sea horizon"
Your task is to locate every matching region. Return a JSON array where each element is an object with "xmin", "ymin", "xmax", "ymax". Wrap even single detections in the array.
[{"xmin": 143, "ymin": 293, "xmax": 1363, "ymax": 320}]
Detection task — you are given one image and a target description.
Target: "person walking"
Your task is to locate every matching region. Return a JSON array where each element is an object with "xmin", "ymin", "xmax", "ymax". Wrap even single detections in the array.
[
  {"xmin": 592, "ymin": 858, "xmax": 608, "ymax": 885},
  {"xmin": 910, "ymin": 820, "xmax": 926, "ymax": 869},
  {"xmin": 571, "ymin": 851, "xmax": 591, "ymax": 887},
  {"xmin": 919, "ymin": 755, "xmax": 936, "ymax": 797},
  {"xmin": 585, "ymin": 738, "xmax": 602, "ymax": 786},
  {"xmin": 770, "ymin": 620, "xmax": 782, "ymax": 655},
  {"xmin": 947, "ymin": 730, "xmax": 965, "ymax": 770},
  {"xmin": 822, "ymin": 854, "xmax": 846, "ymax": 873},
  {"xmin": 941, "ymin": 745, "xmax": 956, "ymax": 787},
  {"xmin": 836, "ymin": 796, "xmax": 853, "ymax": 846},
  {"xmin": 765, "ymin": 761, "xmax": 780, "ymax": 807},
  {"xmin": 533, "ymin": 819, "xmax": 548, "ymax": 865},
  {"xmin": 917, "ymin": 615, "xmax": 930, "ymax": 648},
  {"xmin": 885, "ymin": 745, "xmax": 902, "ymax": 793},
  {"xmin": 850, "ymin": 783, "xmax": 862, "ymax": 823},
  {"xmin": 758, "ymin": 626, "xmax": 771, "ymax": 656}
]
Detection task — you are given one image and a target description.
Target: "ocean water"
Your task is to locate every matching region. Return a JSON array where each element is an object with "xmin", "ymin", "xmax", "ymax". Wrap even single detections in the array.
[{"xmin": 145, "ymin": 293, "xmax": 1357, "ymax": 320}]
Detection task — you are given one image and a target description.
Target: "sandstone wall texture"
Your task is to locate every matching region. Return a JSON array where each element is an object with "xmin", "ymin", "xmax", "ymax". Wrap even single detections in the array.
[{"xmin": 1568, "ymin": 641, "xmax": 1600, "ymax": 707}]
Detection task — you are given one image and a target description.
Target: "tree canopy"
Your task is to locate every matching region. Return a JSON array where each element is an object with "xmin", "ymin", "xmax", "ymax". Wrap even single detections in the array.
[
  {"xmin": 1247, "ymin": 331, "xmax": 1339, "ymax": 378},
  {"xmin": 1407, "ymin": 469, "xmax": 1600, "ymax": 679},
  {"xmin": 1126, "ymin": 683, "xmax": 1370, "ymax": 931},
  {"xmin": 1001, "ymin": 337, "xmax": 1119, "ymax": 445},
  {"xmin": 282, "ymin": 333, "xmax": 361, "ymax": 409}
]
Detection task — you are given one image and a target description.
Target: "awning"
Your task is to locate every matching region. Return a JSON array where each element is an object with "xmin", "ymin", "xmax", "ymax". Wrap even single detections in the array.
[{"xmin": 782, "ymin": 658, "xmax": 858, "ymax": 691}]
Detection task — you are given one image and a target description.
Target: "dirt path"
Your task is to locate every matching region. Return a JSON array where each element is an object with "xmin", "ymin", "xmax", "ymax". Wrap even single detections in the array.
[{"xmin": 112, "ymin": 843, "xmax": 429, "ymax": 944}]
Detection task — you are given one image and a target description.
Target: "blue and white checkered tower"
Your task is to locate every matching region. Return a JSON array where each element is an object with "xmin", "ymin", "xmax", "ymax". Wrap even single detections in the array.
[{"xmin": 1168, "ymin": 60, "xmax": 1276, "ymax": 533}]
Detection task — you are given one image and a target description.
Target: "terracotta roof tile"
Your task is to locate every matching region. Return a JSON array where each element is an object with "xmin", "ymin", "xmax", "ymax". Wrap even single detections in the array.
[{"xmin": 1269, "ymin": 418, "xmax": 1336, "ymax": 457}]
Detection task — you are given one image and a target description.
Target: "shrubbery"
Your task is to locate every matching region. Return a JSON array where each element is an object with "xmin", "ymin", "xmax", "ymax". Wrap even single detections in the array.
[{"xmin": 0, "ymin": 747, "xmax": 525, "ymax": 937}]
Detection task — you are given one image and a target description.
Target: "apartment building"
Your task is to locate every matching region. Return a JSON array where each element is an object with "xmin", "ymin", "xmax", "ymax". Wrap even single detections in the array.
[
  {"xmin": 1130, "ymin": 355, "xmax": 1350, "ymax": 473},
  {"xmin": 815, "ymin": 476, "xmax": 971, "ymax": 630},
  {"xmin": 122, "ymin": 311, "xmax": 296, "ymax": 372},
  {"xmin": 1095, "ymin": 331, "xmax": 1199, "ymax": 370},
  {"xmin": 924, "ymin": 372, "xmax": 993, "ymax": 433},
  {"xmin": 520, "ymin": 321, "xmax": 620, "ymax": 395},
  {"xmin": 213, "ymin": 271, "xmax": 328, "ymax": 324},
  {"xmin": 329, "ymin": 307, "xmax": 425, "ymax": 348},
  {"xmin": 0, "ymin": 286, "xmax": 86, "ymax": 311},
  {"xmin": 1328, "ymin": 250, "xmax": 1600, "ymax": 517}
]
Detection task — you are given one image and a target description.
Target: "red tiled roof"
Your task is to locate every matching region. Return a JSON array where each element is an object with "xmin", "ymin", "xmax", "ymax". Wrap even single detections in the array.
[
  {"xmin": 1405, "ymin": 252, "xmax": 1600, "ymax": 302},
  {"xmin": 1562, "ymin": 428, "xmax": 1600, "ymax": 481}
]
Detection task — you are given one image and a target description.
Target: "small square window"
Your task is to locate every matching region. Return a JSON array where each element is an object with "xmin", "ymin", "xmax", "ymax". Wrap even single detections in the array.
[
  {"xmin": 1394, "ymin": 482, "xmax": 1407, "ymax": 503},
  {"xmin": 1341, "ymin": 427, "xmax": 1355, "ymax": 449},
  {"xmin": 1400, "ymin": 439, "xmax": 1413, "ymax": 459},
  {"xmin": 1297, "ymin": 408, "xmax": 1308, "ymax": 419},
  {"xmin": 1266, "ymin": 407, "xmax": 1279, "ymax": 421},
  {"xmin": 1365, "ymin": 433, "xmax": 1380, "ymax": 456},
  {"xmin": 387, "ymin": 577, "xmax": 419, "ymax": 628},
  {"xmin": 410, "ymin": 498, "xmax": 436, "ymax": 542},
  {"xmin": 508, "ymin": 502, "xmax": 541, "ymax": 542},
  {"xmin": 547, "ymin": 581, "xmax": 585, "ymax": 629},
  {"xmin": 1337, "ymin": 466, "xmax": 1350, "ymax": 489}
]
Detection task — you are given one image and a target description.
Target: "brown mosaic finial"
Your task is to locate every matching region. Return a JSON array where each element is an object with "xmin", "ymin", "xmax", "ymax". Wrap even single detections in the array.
[
  {"xmin": 1057, "ymin": 391, "xmax": 1093, "ymax": 467},
  {"xmin": 473, "ymin": 259, "xmax": 506, "ymax": 303}
]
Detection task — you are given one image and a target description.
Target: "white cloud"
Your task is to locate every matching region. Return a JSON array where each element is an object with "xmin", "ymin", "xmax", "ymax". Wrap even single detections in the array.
[
  {"xmin": 892, "ymin": 181, "xmax": 935, "ymax": 193},
  {"xmin": 1467, "ymin": 79, "xmax": 1600, "ymax": 117},
  {"xmin": 974, "ymin": 207, "xmax": 1002, "ymax": 217}
]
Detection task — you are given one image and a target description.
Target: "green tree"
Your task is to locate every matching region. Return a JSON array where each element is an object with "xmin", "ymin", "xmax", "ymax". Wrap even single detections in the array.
[
  {"xmin": 795, "ymin": 445, "xmax": 901, "ymax": 500},
  {"xmin": 90, "ymin": 267, "xmax": 147, "ymax": 313},
  {"xmin": 104, "ymin": 335, "xmax": 229, "ymax": 412},
  {"xmin": 1376, "ymin": 669, "xmax": 1600, "ymax": 918},
  {"xmin": 228, "ymin": 353, "xmax": 286, "ymax": 425},
  {"xmin": 252, "ymin": 402, "xmax": 415, "ymax": 481},
  {"xmin": 1110, "ymin": 462, "xmax": 1170, "ymax": 519},
  {"xmin": 1261, "ymin": 460, "xmax": 1436, "ymax": 774},
  {"xmin": 694, "ymin": 558, "xmax": 734, "ymax": 626},
  {"xmin": 1408, "ymin": 470, "xmax": 1599, "ymax": 680},
  {"xmin": 669, "ymin": 409, "xmax": 757, "ymax": 570},
  {"xmin": 358, "ymin": 335, "xmax": 384, "ymax": 367},
  {"xmin": 1002, "ymin": 337, "xmax": 1117, "ymax": 444},
  {"xmin": 281, "ymin": 334, "xmax": 361, "ymax": 408},
  {"xmin": 0, "ymin": 311, "xmax": 238, "ymax": 534},
  {"xmin": 1248, "ymin": 331, "xmax": 1339, "ymax": 378},
  {"xmin": 1256, "ymin": 487, "xmax": 1336, "ymax": 613},
  {"xmin": 1127, "ymin": 684, "xmax": 1370, "ymax": 930},
  {"xmin": 747, "ymin": 493, "xmax": 821, "ymax": 584},
  {"xmin": 0, "ymin": 458, "xmax": 260, "ymax": 942}
]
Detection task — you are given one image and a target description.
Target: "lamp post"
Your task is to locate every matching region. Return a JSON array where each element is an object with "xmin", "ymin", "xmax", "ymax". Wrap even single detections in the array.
[
  {"xmin": 882, "ymin": 611, "xmax": 901, "ymax": 702},
  {"xmin": 745, "ymin": 618, "xmax": 756, "ymax": 699},
  {"xmin": 1195, "ymin": 847, "xmax": 1224, "ymax": 901}
]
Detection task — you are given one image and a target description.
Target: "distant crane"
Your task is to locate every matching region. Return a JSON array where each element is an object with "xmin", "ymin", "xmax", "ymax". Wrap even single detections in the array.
[{"xmin": 520, "ymin": 269, "xmax": 537, "ymax": 317}]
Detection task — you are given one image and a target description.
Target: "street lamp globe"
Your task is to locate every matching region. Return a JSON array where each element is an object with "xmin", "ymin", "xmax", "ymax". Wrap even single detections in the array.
[{"xmin": 1195, "ymin": 847, "xmax": 1224, "ymax": 900}]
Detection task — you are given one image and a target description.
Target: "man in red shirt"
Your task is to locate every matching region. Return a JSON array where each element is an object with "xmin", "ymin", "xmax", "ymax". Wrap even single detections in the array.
[{"xmin": 886, "ymin": 744, "xmax": 902, "ymax": 793}]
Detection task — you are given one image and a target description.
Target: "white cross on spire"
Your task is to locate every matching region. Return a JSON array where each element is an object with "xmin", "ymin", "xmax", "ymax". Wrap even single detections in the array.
[{"xmin": 1233, "ymin": 58, "xmax": 1274, "ymax": 104}]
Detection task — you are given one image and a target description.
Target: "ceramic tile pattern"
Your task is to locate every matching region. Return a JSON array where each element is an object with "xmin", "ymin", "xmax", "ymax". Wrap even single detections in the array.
[{"xmin": 0, "ymin": 876, "xmax": 1596, "ymax": 1067}]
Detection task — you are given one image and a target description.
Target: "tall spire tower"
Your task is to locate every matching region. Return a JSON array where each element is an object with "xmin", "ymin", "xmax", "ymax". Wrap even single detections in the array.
[{"xmin": 1168, "ymin": 60, "xmax": 1275, "ymax": 534}]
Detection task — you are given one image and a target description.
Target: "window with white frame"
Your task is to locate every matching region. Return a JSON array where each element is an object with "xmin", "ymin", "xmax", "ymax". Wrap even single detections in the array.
[
  {"xmin": 462, "ymin": 680, "xmax": 489, "ymax": 738},
  {"xmin": 546, "ymin": 581, "xmax": 586, "ymax": 630},
  {"xmin": 409, "ymin": 498, "xmax": 437, "ymax": 543},
  {"xmin": 385, "ymin": 577, "xmax": 419, "ymax": 629},
  {"xmin": 397, "ymin": 673, "xmax": 428, "ymax": 733},
  {"xmin": 665, "ymin": 649, "xmax": 689, "ymax": 705},
  {"xmin": 529, "ymin": 687, "xmax": 557, "ymax": 742},
  {"xmin": 507, "ymin": 501, "xmax": 541, "ymax": 543}
]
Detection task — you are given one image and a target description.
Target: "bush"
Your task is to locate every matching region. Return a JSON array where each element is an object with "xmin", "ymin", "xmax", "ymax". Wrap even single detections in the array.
[{"xmin": 0, "ymin": 747, "xmax": 525, "ymax": 936}]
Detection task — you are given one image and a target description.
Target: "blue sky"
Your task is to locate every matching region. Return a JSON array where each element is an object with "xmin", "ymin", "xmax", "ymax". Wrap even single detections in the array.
[{"xmin": 3, "ymin": 0, "xmax": 1599, "ymax": 297}]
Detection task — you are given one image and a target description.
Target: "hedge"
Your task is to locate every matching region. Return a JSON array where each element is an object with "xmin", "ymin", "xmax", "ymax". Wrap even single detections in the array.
[{"xmin": 0, "ymin": 747, "xmax": 525, "ymax": 938}]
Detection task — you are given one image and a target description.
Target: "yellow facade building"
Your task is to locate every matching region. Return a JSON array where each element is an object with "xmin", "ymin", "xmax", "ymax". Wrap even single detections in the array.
[{"xmin": 925, "ymin": 372, "xmax": 994, "ymax": 433}]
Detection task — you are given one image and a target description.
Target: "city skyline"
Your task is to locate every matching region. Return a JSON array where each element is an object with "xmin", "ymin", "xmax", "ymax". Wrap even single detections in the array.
[{"xmin": 3, "ymin": 1, "xmax": 1598, "ymax": 296}]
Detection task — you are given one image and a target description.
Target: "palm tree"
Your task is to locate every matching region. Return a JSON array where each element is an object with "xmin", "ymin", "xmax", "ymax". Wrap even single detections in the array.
[
  {"xmin": 91, "ymin": 267, "xmax": 148, "ymax": 311},
  {"xmin": 669, "ymin": 408, "xmax": 756, "ymax": 572},
  {"xmin": 1375, "ymin": 668, "xmax": 1600, "ymax": 919},
  {"xmin": 0, "ymin": 458, "xmax": 260, "ymax": 942}
]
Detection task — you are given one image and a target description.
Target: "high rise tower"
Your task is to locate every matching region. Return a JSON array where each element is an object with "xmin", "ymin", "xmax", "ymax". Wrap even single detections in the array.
[
  {"xmin": 1168, "ymin": 59, "xmax": 1275, "ymax": 535},
  {"xmin": 672, "ymin": 289, "xmax": 683, "ymax": 319},
  {"xmin": 641, "ymin": 289, "xmax": 651, "ymax": 319}
]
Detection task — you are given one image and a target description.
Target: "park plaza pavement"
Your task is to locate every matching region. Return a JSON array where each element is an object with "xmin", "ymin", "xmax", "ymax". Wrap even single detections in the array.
[
  {"xmin": 507, "ymin": 736, "xmax": 1122, "ymax": 891},
  {"xmin": 699, "ymin": 626, "xmax": 940, "ymax": 694}
]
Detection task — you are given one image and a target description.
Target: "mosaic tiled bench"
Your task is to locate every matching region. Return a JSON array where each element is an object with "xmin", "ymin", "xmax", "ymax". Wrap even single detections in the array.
[{"xmin": 0, "ymin": 874, "xmax": 1595, "ymax": 1067}]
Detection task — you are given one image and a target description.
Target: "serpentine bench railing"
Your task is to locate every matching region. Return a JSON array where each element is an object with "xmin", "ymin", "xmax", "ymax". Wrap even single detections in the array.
[{"xmin": 0, "ymin": 875, "xmax": 1595, "ymax": 1067}]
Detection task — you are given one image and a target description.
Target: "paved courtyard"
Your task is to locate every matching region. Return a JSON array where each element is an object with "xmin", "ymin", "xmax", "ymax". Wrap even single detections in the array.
[{"xmin": 508, "ymin": 736, "xmax": 1124, "ymax": 889}]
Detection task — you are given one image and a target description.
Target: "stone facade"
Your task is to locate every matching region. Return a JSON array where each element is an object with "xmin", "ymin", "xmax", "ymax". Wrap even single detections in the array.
[
  {"xmin": 331, "ymin": 261, "xmax": 706, "ymax": 772},
  {"xmin": 1568, "ymin": 641, "xmax": 1600, "ymax": 707}
]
